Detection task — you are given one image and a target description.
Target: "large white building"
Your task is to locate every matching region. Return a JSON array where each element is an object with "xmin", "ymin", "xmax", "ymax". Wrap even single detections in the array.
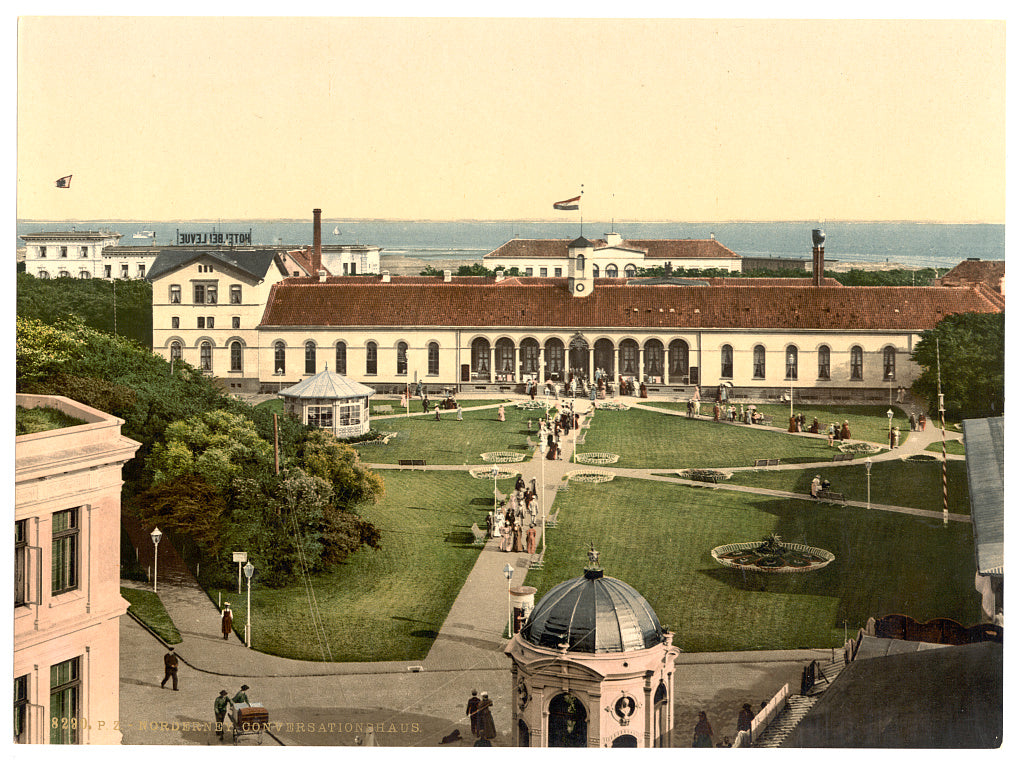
[
  {"xmin": 20, "ymin": 229, "xmax": 127, "ymax": 280},
  {"xmin": 149, "ymin": 232, "xmax": 1003, "ymax": 404},
  {"xmin": 15, "ymin": 394, "xmax": 141, "ymax": 744}
]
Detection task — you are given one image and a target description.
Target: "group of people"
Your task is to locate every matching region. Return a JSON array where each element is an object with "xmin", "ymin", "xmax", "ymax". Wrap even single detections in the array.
[
  {"xmin": 692, "ymin": 701, "xmax": 764, "ymax": 748},
  {"xmin": 463, "ymin": 690, "xmax": 497, "ymax": 744},
  {"xmin": 492, "ymin": 474, "xmax": 540, "ymax": 554},
  {"xmin": 907, "ymin": 412, "xmax": 928, "ymax": 431},
  {"xmin": 161, "ymin": 645, "xmax": 255, "ymax": 742},
  {"xmin": 809, "ymin": 474, "xmax": 833, "ymax": 499}
]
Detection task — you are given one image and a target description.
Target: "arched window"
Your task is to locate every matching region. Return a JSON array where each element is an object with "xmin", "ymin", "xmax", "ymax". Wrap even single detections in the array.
[
  {"xmin": 785, "ymin": 345, "xmax": 798, "ymax": 380},
  {"xmin": 593, "ymin": 339, "xmax": 614, "ymax": 379},
  {"xmin": 850, "ymin": 346, "xmax": 863, "ymax": 380},
  {"xmin": 624, "ymin": 263, "xmax": 637, "ymax": 277},
  {"xmin": 230, "ymin": 341, "xmax": 243, "ymax": 372},
  {"xmin": 818, "ymin": 346, "xmax": 831, "ymax": 380},
  {"xmin": 79, "ymin": 271, "xmax": 90, "ymax": 279},
  {"xmin": 548, "ymin": 693, "xmax": 587, "ymax": 748},
  {"xmin": 545, "ymin": 338, "xmax": 565, "ymax": 378},
  {"xmin": 170, "ymin": 341, "xmax": 182, "ymax": 360},
  {"xmin": 305, "ymin": 341, "xmax": 317, "ymax": 374},
  {"xmin": 619, "ymin": 339, "xmax": 639, "ymax": 376},
  {"xmin": 520, "ymin": 338, "xmax": 540, "ymax": 377},
  {"xmin": 605, "ymin": 264, "xmax": 618, "ymax": 277},
  {"xmin": 397, "ymin": 341, "xmax": 408, "ymax": 375},
  {"xmin": 668, "ymin": 340, "xmax": 689, "ymax": 382},
  {"xmin": 721, "ymin": 344, "xmax": 734, "ymax": 379},
  {"xmin": 496, "ymin": 338, "xmax": 515, "ymax": 375},
  {"xmin": 428, "ymin": 342, "xmax": 440, "ymax": 376},
  {"xmin": 58, "ymin": 270, "xmax": 70, "ymax": 278},
  {"xmin": 643, "ymin": 339, "xmax": 664, "ymax": 377},
  {"xmin": 38, "ymin": 270, "xmax": 50, "ymax": 279},
  {"xmin": 274, "ymin": 341, "xmax": 286, "ymax": 374},
  {"xmin": 593, "ymin": 264, "xmax": 600, "ymax": 278},
  {"xmin": 365, "ymin": 341, "xmax": 377, "ymax": 375},
  {"xmin": 335, "ymin": 342, "xmax": 346, "ymax": 374},
  {"xmin": 753, "ymin": 345, "xmax": 766, "ymax": 379},
  {"xmin": 200, "ymin": 341, "xmax": 212, "ymax": 371},
  {"xmin": 883, "ymin": 346, "xmax": 896, "ymax": 380},
  {"xmin": 472, "ymin": 338, "xmax": 491, "ymax": 376}
]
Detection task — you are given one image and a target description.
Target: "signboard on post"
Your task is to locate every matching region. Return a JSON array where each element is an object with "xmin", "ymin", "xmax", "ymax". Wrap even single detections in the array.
[{"xmin": 233, "ymin": 552, "xmax": 247, "ymax": 593}]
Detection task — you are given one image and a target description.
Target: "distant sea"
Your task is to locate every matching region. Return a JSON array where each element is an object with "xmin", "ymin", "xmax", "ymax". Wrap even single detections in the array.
[{"xmin": 15, "ymin": 220, "xmax": 1004, "ymax": 270}]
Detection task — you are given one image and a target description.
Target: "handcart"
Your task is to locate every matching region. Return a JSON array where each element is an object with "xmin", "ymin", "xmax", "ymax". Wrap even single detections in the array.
[{"xmin": 228, "ymin": 700, "xmax": 269, "ymax": 744}]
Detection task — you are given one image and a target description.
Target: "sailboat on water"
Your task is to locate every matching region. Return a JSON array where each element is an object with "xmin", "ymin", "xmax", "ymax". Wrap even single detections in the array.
[{"xmin": 333, "ymin": 226, "xmax": 341, "ymax": 235}]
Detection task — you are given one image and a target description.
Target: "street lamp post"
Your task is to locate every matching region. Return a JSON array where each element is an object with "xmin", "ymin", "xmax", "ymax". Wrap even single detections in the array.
[
  {"xmin": 787, "ymin": 352, "xmax": 796, "ymax": 418},
  {"xmin": 243, "ymin": 561, "xmax": 255, "ymax": 648},
  {"xmin": 150, "ymin": 527, "xmax": 162, "ymax": 592},
  {"xmin": 864, "ymin": 459, "xmax": 872, "ymax": 510},
  {"xmin": 503, "ymin": 563, "xmax": 515, "ymax": 638},
  {"xmin": 886, "ymin": 408, "xmax": 894, "ymax": 447}
]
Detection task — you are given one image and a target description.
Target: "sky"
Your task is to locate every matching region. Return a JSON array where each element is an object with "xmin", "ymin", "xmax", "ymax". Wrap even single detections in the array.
[{"xmin": 16, "ymin": 16, "xmax": 1006, "ymax": 223}]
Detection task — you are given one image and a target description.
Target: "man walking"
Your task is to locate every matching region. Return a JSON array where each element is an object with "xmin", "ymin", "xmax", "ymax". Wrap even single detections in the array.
[
  {"xmin": 466, "ymin": 690, "xmax": 481, "ymax": 738},
  {"xmin": 214, "ymin": 689, "xmax": 231, "ymax": 740},
  {"xmin": 161, "ymin": 647, "xmax": 179, "ymax": 690}
]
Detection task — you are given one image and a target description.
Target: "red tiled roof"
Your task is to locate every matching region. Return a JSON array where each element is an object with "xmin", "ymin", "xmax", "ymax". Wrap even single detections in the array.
[
  {"xmin": 485, "ymin": 237, "xmax": 741, "ymax": 261},
  {"xmin": 939, "ymin": 260, "xmax": 1004, "ymax": 293},
  {"xmin": 260, "ymin": 276, "xmax": 1002, "ymax": 331}
]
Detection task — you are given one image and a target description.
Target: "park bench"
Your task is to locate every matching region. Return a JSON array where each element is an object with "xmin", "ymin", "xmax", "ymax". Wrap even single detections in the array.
[
  {"xmin": 816, "ymin": 490, "xmax": 846, "ymax": 506},
  {"xmin": 398, "ymin": 458, "xmax": 426, "ymax": 468},
  {"xmin": 545, "ymin": 509, "xmax": 560, "ymax": 527},
  {"xmin": 754, "ymin": 459, "xmax": 781, "ymax": 467},
  {"xmin": 470, "ymin": 523, "xmax": 486, "ymax": 544},
  {"xmin": 831, "ymin": 453, "xmax": 856, "ymax": 462}
]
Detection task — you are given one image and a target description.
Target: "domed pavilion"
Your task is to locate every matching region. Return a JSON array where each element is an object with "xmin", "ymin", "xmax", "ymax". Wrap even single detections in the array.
[
  {"xmin": 504, "ymin": 548, "xmax": 680, "ymax": 748},
  {"xmin": 278, "ymin": 365, "xmax": 375, "ymax": 439}
]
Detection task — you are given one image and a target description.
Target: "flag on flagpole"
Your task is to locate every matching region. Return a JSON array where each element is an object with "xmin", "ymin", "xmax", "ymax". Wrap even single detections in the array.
[
  {"xmin": 55, "ymin": 175, "xmax": 72, "ymax": 188},
  {"xmin": 553, "ymin": 195, "xmax": 580, "ymax": 211}
]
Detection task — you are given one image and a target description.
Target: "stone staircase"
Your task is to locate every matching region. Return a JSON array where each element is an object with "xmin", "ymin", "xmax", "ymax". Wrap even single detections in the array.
[{"xmin": 754, "ymin": 659, "xmax": 846, "ymax": 747}]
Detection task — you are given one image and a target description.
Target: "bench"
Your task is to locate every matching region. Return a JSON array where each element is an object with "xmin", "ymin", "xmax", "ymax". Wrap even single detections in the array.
[
  {"xmin": 398, "ymin": 458, "xmax": 426, "ymax": 468},
  {"xmin": 545, "ymin": 509, "xmax": 560, "ymax": 527},
  {"xmin": 470, "ymin": 523, "xmax": 486, "ymax": 544},
  {"xmin": 816, "ymin": 490, "xmax": 846, "ymax": 506},
  {"xmin": 831, "ymin": 453, "xmax": 856, "ymax": 462},
  {"xmin": 754, "ymin": 459, "xmax": 781, "ymax": 467}
]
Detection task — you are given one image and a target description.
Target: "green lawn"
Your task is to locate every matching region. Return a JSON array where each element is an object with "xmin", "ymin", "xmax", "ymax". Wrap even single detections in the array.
[
  {"xmin": 721, "ymin": 459, "xmax": 971, "ymax": 516},
  {"xmin": 218, "ymin": 470, "xmax": 498, "ymax": 661},
  {"xmin": 122, "ymin": 586, "xmax": 183, "ymax": 645},
  {"xmin": 925, "ymin": 440, "xmax": 966, "ymax": 455},
  {"xmin": 354, "ymin": 402, "xmax": 540, "ymax": 465},
  {"xmin": 581, "ymin": 408, "xmax": 843, "ymax": 469},
  {"xmin": 647, "ymin": 400, "xmax": 910, "ymax": 445},
  {"xmin": 527, "ymin": 478, "xmax": 983, "ymax": 652}
]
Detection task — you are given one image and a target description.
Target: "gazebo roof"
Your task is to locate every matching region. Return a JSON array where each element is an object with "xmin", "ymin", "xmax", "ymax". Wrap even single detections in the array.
[{"xmin": 278, "ymin": 367, "xmax": 375, "ymax": 400}]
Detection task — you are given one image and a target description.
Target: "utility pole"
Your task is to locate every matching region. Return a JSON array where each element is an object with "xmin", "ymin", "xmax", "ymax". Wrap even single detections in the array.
[{"xmin": 936, "ymin": 338, "xmax": 948, "ymax": 526}]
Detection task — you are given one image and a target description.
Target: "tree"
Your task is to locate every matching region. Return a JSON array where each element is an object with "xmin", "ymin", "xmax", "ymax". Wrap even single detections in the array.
[
  {"xmin": 910, "ymin": 312, "xmax": 1004, "ymax": 421},
  {"xmin": 147, "ymin": 410, "xmax": 274, "ymax": 491},
  {"xmin": 295, "ymin": 429, "xmax": 385, "ymax": 509},
  {"xmin": 134, "ymin": 474, "xmax": 228, "ymax": 554}
]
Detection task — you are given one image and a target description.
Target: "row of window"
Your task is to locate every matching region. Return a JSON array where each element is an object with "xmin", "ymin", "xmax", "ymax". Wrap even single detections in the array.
[
  {"xmin": 508, "ymin": 264, "xmax": 643, "ymax": 278},
  {"xmin": 36, "ymin": 264, "xmax": 145, "ymax": 279},
  {"xmin": 14, "ymin": 658, "xmax": 81, "ymax": 744},
  {"xmin": 170, "ymin": 338, "xmax": 898, "ymax": 381},
  {"xmin": 36, "ymin": 246, "xmax": 89, "ymax": 258},
  {"xmin": 168, "ymin": 283, "xmax": 243, "ymax": 305},
  {"xmin": 170, "ymin": 316, "xmax": 242, "ymax": 330}
]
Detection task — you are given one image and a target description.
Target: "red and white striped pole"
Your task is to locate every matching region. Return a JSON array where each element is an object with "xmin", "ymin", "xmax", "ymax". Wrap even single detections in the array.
[{"xmin": 936, "ymin": 338, "xmax": 948, "ymax": 526}]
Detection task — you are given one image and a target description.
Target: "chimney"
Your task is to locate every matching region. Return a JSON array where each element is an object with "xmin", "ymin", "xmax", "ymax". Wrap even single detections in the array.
[
  {"xmin": 382, "ymin": 271, "xmax": 391, "ymax": 283},
  {"xmin": 495, "ymin": 269, "xmax": 505, "ymax": 282},
  {"xmin": 318, "ymin": 269, "xmax": 327, "ymax": 283},
  {"xmin": 443, "ymin": 269, "xmax": 452, "ymax": 283},
  {"xmin": 811, "ymin": 229, "xmax": 826, "ymax": 287},
  {"xmin": 312, "ymin": 208, "xmax": 322, "ymax": 274},
  {"xmin": 664, "ymin": 261, "xmax": 672, "ymax": 278}
]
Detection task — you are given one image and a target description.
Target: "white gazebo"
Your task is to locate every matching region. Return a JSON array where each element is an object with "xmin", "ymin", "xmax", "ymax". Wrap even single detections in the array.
[{"xmin": 278, "ymin": 366, "xmax": 375, "ymax": 439}]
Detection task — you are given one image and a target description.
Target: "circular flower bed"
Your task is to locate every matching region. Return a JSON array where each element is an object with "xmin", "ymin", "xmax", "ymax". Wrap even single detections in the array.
[
  {"xmin": 596, "ymin": 401, "xmax": 630, "ymax": 410},
  {"xmin": 904, "ymin": 454, "xmax": 938, "ymax": 462},
  {"xmin": 711, "ymin": 535, "xmax": 834, "ymax": 573},
  {"xmin": 567, "ymin": 469, "xmax": 615, "ymax": 484},
  {"xmin": 574, "ymin": 452, "xmax": 620, "ymax": 465},
  {"xmin": 515, "ymin": 400, "xmax": 548, "ymax": 409},
  {"xmin": 469, "ymin": 466, "xmax": 519, "ymax": 479},
  {"xmin": 839, "ymin": 442, "xmax": 882, "ymax": 454},
  {"xmin": 480, "ymin": 451, "xmax": 527, "ymax": 463}
]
